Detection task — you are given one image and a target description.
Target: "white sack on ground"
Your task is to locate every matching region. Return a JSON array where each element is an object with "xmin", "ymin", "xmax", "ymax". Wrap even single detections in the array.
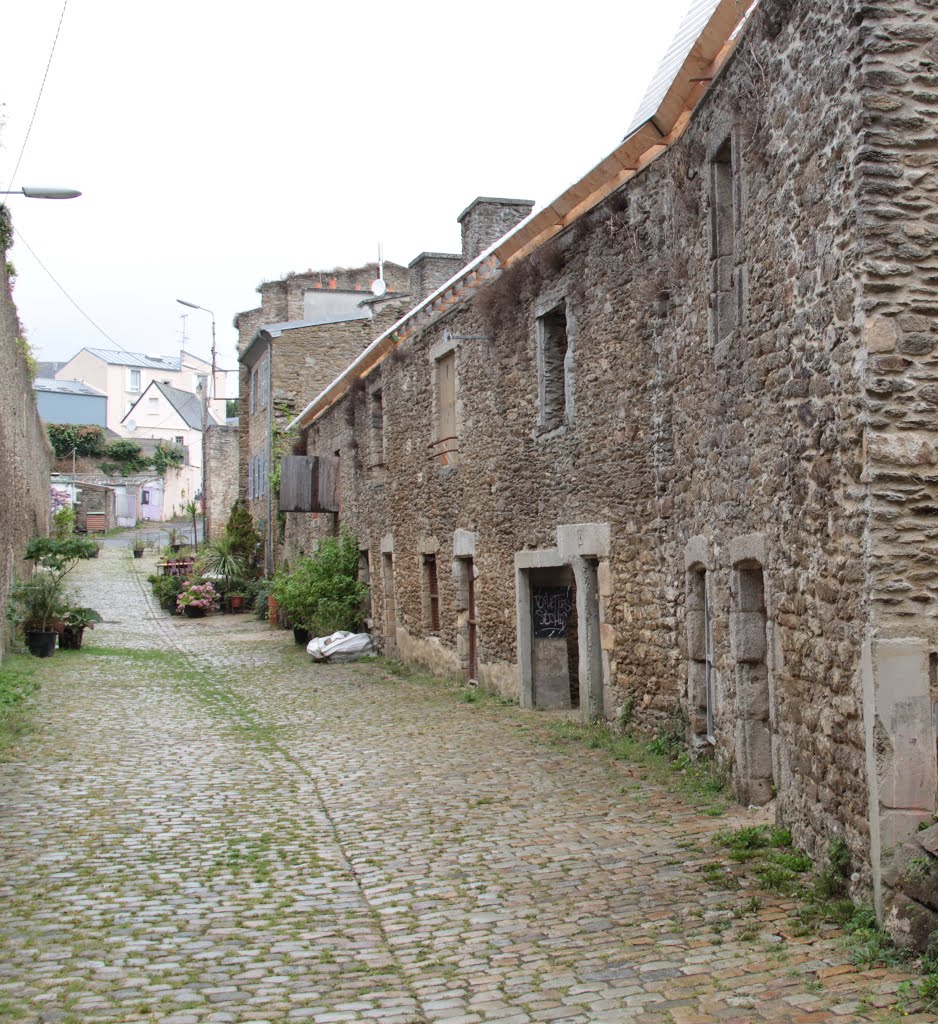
[{"xmin": 307, "ymin": 630, "xmax": 375, "ymax": 662}]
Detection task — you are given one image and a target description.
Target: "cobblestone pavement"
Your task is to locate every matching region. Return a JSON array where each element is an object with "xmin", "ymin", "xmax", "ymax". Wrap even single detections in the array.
[{"xmin": 0, "ymin": 549, "xmax": 925, "ymax": 1024}]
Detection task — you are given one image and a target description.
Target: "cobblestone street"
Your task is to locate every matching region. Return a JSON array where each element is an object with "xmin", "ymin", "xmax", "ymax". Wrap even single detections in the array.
[{"xmin": 0, "ymin": 550, "xmax": 923, "ymax": 1024}]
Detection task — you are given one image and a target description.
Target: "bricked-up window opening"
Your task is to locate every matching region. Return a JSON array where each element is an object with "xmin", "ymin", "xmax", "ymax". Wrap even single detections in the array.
[
  {"xmin": 249, "ymin": 369, "xmax": 256, "ymax": 414},
  {"xmin": 434, "ymin": 351, "xmax": 458, "ymax": 466},
  {"xmin": 423, "ymin": 554, "xmax": 440, "ymax": 632},
  {"xmin": 538, "ymin": 303, "xmax": 569, "ymax": 431},
  {"xmin": 382, "ymin": 553, "xmax": 397, "ymax": 655},
  {"xmin": 732, "ymin": 563, "xmax": 773, "ymax": 806},
  {"xmin": 687, "ymin": 569, "xmax": 714, "ymax": 747},
  {"xmin": 371, "ymin": 389, "xmax": 385, "ymax": 480},
  {"xmin": 710, "ymin": 138, "xmax": 738, "ymax": 342},
  {"xmin": 359, "ymin": 549, "xmax": 372, "ymax": 622}
]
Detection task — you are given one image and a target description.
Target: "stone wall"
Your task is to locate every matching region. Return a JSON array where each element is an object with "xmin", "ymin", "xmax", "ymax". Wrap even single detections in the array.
[
  {"xmin": 203, "ymin": 424, "xmax": 240, "ymax": 541},
  {"xmin": 0, "ymin": 207, "xmax": 52, "ymax": 657},
  {"xmin": 288, "ymin": 0, "xmax": 892, "ymax": 882}
]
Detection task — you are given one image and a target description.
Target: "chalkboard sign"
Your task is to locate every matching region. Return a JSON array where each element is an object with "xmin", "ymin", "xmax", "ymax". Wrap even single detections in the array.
[{"xmin": 533, "ymin": 586, "xmax": 573, "ymax": 639}]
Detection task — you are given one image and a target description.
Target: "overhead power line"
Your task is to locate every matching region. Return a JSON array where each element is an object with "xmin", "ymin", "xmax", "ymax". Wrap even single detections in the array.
[
  {"xmin": 12, "ymin": 226, "xmax": 133, "ymax": 354},
  {"xmin": 4, "ymin": 0, "xmax": 70, "ymax": 194}
]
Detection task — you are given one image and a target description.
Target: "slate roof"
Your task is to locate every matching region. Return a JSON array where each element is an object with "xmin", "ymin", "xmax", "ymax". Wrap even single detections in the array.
[
  {"xmin": 122, "ymin": 380, "xmax": 221, "ymax": 430},
  {"xmin": 84, "ymin": 348, "xmax": 184, "ymax": 370},
  {"xmin": 34, "ymin": 378, "xmax": 106, "ymax": 397}
]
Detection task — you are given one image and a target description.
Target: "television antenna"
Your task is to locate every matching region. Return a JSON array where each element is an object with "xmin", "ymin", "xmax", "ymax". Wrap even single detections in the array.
[{"xmin": 371, "ymin": 243, "xmax": 387, "ymax": 296}]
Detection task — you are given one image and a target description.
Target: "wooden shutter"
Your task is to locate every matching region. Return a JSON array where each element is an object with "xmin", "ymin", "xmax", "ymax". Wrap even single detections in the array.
[{"xmin": 279, "ymin": 455, "xmax": 340, "ymax": 512}]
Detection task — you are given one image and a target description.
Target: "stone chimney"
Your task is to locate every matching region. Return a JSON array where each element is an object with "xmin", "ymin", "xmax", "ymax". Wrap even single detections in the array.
[
  {"xmin": 457, "ymin": 197, "xmax": 535, "ymax": 263},
  {"xmin": 408, "ymin": 252, "xmax": 464, "ymax": 304}
]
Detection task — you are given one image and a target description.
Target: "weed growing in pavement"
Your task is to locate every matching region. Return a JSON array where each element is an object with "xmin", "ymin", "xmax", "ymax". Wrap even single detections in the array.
[
  {"xmin": 543, "ymin": 718, "xmax": 730, "ymax": 813},
  {"xmin": 0, "ymin": 655, "xmax": 39, "ymax": 756}
]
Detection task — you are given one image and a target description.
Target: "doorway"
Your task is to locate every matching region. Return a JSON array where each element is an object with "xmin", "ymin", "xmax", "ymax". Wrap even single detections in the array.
[{"xmin": 530, "ymin": 565, "xmax": 577, "ymax": 708}]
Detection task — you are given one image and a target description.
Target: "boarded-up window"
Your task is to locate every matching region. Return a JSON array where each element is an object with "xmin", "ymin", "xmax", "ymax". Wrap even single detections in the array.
[
  {"xmin": 279, "ymin": 455, "xmax": 340, "ymax": 512},
  {"xmin": 435, "ymin": 351, "xmax": 458, "ymax": 466},
  {"xmin": 538, "ymin": 304, "xmax": 569, "ymax": 431}
]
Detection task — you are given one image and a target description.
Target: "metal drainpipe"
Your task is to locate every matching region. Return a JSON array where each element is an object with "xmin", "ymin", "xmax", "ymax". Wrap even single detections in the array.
[{"xmin": 266, "ymin": 333, "xmax": 273, "ymax": 575}]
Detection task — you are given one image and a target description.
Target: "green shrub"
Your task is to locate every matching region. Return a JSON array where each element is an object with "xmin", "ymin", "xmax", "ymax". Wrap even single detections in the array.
[
  {"xmin": 151, "ymin": 441, "xmax": 184, "ymax": 475},
  {"xmin": 104, "ymin": 439, "xmax": 149, "ymax": 475},
  {"xmin": 272, "ymin": 533, "xmax": 367, "ymax": 635},
  {"xmin": 46, "ymin": 423, "xmax": 107, "ymax": 459},
  {"xmin": 225, "ymin": 500, "xmax": 262, "ymax": 570}
]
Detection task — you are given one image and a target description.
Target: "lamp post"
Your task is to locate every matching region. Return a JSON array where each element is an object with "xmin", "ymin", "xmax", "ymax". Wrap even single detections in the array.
[
  {"xmin": 176, "ymin": 298, "xmax": 217, "ymax": 538},
  {"xmin": 0, "ymin": 187, "xmax": 81, "ymax": 199}
]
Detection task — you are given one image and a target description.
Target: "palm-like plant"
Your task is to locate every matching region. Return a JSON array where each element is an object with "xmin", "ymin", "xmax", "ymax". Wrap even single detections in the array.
[{"xmin": 198, "ymin": 536, "xmax": 247, "ymax": 594}]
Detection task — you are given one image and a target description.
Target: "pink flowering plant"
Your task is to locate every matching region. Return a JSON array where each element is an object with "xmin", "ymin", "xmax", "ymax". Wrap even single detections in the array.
[{"xmin": 176, "ymin": 580, "xmax": 220, "ymax": 612}]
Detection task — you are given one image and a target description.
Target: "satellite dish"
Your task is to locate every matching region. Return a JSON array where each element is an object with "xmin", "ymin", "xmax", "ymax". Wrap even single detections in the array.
[
  {"xmin": 127, "ymin": 419, "xmax": 137, "ymax": 431},
  {"xmin": 371, "ymin": 278, "xmax": 387, "ymax": 297}
]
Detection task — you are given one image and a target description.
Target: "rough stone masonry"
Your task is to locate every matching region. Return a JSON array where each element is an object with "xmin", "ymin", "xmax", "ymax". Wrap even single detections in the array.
[{"xmin": 260, "ymin": 0, "xmax": 938, "ymax": 924}]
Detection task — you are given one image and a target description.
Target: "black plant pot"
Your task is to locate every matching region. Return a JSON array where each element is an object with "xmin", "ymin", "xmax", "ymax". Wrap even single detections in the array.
[
  {"xmin": 133, "ymin": 549, "xmax": 144, "ymax": 559},
  {"xmin": 183, "ymin": 606, "xmax": 207, "ymax": 618},
  {"xmin": 293, "ymin": 626, "xmax": 311, "ymax": 646},
  {"xmin": 25, "ymin": 630, "xmax": 57, "ymax": 657},
  {"xmin": 170, "ymin": 544, "xmax": 182, "ymax": 553},
  {"xmin": 60, "ymin": 626, "xmax": 85, "ymax": 650}
]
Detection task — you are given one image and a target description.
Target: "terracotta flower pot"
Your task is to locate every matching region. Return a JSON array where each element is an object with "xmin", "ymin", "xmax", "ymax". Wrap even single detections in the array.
[{"xmin": 267, "ymin": 595, "xmax": 279, "ymax": 627}]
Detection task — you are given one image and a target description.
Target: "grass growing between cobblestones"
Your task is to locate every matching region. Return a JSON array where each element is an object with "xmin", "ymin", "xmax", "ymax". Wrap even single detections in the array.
[
  {"xmin": 707, "ymin": 824, "xmax": 938, "ymax": 1016},
  {"xmin": 0, "ymin": 653, "xmax": 39, "ymax": 757},
  {"xmin": 542, "ymin": 717, "xmax": 731, "ymax": 813}
]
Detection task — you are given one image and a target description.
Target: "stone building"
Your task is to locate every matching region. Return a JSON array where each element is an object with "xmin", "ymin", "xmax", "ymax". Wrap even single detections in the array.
[
  {"xmin": 279, "ymin": 0, "xmax": 938, "ymax": 911},
  {"xmin": 0, "ymin": 207, "xmax": 53, "ymax": 656},
  {"xmin": 203, "ymin": 423, "xmax": 240, "ymax": 541},
  {"xmin": 234, "ymin": 262, "xmax": 411, "ymax": 571}
]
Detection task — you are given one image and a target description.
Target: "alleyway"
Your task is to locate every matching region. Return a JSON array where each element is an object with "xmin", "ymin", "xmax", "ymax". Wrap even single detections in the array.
[{"xmin": 0, "ymin": 551, "xmax": 922, "ymax": 1024}]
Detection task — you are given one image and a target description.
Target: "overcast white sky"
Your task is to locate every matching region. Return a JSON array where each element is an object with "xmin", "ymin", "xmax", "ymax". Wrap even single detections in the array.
[{"xmin": 1, "ymin": 0, "xmax": 691, "ymax": 374}]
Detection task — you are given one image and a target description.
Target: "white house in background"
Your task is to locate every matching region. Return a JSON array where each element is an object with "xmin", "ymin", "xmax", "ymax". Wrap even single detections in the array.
[
  {"xmin": 122, "ymin": 381, "xmax": 223, "ymax": 520},
  {"xmin": 54, "ymin": 347, "xmax": 229, "ymax": 435}
]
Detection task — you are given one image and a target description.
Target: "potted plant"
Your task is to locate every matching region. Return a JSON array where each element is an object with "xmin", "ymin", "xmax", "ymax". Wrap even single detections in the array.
[
  {"xmin": 229, "ymin": 591, "xmax": 246, "ymax": 613},
  {"xmin": 273, "ymin": 535, "xmax": 367, "ymax": 645},
  {"xmin": 9, "ymin": 575, "xmax": 67, "ymax": 657},
  {"xmin": 132, "ymin": 539, "xmax": 145, "ymax": 559},
  {"xmin": 149, "ymin": 573, "xmax": 184, "ymax": 612},
  {"xmin": 13, "ymin": 537, "xmax": 99, "ymax": 657},
  {"xmin": 59, "ymin": 605, "xmax": 103, "ymax": 649},
  {"xmin": 197, "ymin": 537, "xmax": 247, "ymax": 613},
  {"xmin": 176, "ymin": 580, "xmax": 219, "ymax": 618},
  {"xmin": 167, "ymin": 527, "xmax": 182, "ymax": 554}
]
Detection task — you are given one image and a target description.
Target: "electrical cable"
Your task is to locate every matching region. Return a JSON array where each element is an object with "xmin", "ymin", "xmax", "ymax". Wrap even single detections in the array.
[
  {"xmin": 12, "ymin": 225, "xmax": 134, "ymax": 354},
  {"xmin": 3, "ymin": 0, "xmax": 70, "ymax": 194}
]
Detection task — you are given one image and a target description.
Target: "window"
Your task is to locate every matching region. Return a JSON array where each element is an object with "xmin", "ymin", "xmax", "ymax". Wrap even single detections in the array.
[
  {"xmin": 537, "ymin": 303, "xmax": 570, "ymax": 432},
  {"xmin": 435, "ymin": 351, "xmax": 458, "ymax": 466},
  {"xmin": 175, "ymin": 435, "xmax": 184, "ymax": 445},
  {"xmin": 259, "ymin": 355, "xmax": 268, "ymax": 410},
  {"xmin": 141, "ymin": 490, "xmax": 150, "ymax": 505},
  {"xmin": 148, "ymin": 397, "xmax": 159, "ymax": 413},
  {"xmin": 423, "ymin": 553, "xmax": 440, "ymax": 632},
  {"xmin": 129, "ymin": 369, "xmax": 141, "ymax": 392},
  {"xmin": 687, "ymin": 569, "xmax": 714, "ymax": 746},
  {"xmin": 710, "ymin": 136, "xmax": 742, "ymax": 342},
  {"xmin": 249, "ymin": 369, "xmax": 257, "ymax": 414}
]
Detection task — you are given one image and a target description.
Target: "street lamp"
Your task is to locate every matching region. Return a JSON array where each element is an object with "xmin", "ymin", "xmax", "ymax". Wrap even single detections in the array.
[
  {"xmin": 176, "ymin": 298, "xmax": 218, "ymax": 539},
  {"xmin": 0, "ymin": 186, "xmax": 81, "ymax": 199},
  {"xmin": 176, "ymin": 299, "xmax": 216, "ymax": 380}
]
